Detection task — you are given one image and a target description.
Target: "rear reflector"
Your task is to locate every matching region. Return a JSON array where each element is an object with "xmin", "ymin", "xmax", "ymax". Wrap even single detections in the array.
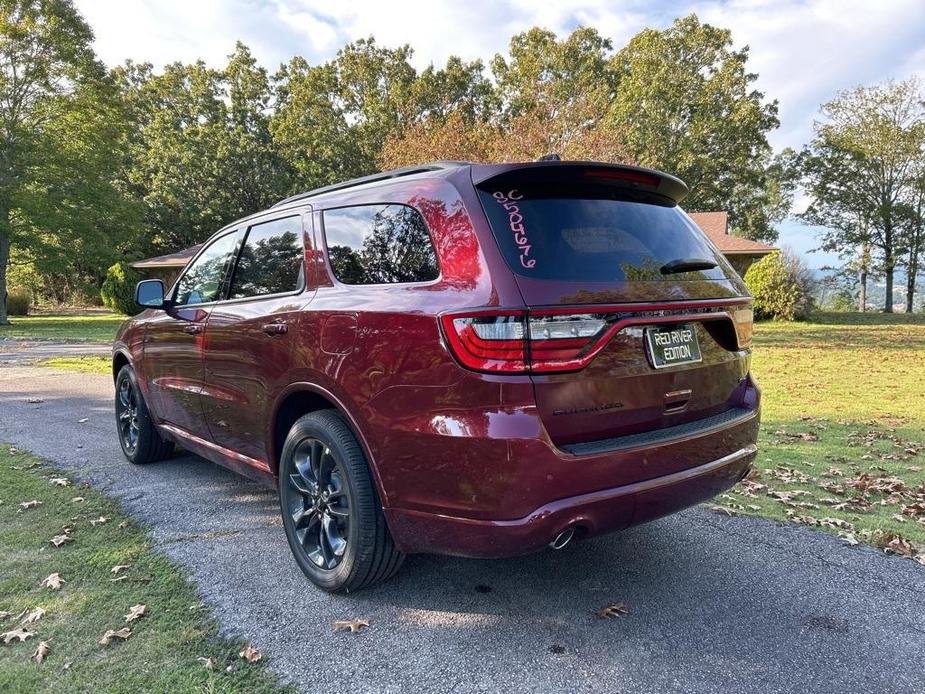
[{"xmin": 732, "ymin": 306, "xmax": 754, "ymax": 349}]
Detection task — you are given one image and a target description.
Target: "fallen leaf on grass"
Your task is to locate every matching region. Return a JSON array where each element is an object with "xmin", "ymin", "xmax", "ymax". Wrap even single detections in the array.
[
  {"xmin": 1, "ymin": 627, "xmax": 34, "ymax": 644},
  {"xmin": 30, "ymin": 641, "xmax": 50, "ymax": 663},
  {"xmin": 595, "ymin": 603, "xmax": 628, "ymax": 619},
  {"xmin": 40, "ymin": 573, "xmax": 64, "ymax": 590},
  {"xmin": 19, "ymin": 500, "xmax": 41, "ymax": 510},
  {"xmin": 124, "ymin": 604, "xmax": 146, "ymax": 623},
  {"xmin": 111, "ymin": 565, "xmax": 130, "ymax": 575},
  {"xmin": 99, "ymin": 628, "xmax": 132, "ymax": 645},
  {"xmin": 109, "ymin": 576, "xmax": 127, "ymax": 583},
  {"xmin": 48, "ymin": 478, "xmax": 69, "ymax": 487},
  {"xmin": 89, "ymin": 516, "xmax": 109, "ymax": 526},
  {"xmin": 50, "ymin": 533, "xmax": 71, "ymax": 548},
  {"xmin": 239, "ymin": 644, "xmax": 262, "ymax": 662},
  {"xmin": 879, "ymin": 533, "xmax": 916, "ymax": 558},
  {"xmin": 20, "ymin": 608, "xmax": 45, "ymax": 625},
  {"xmin": 198, "ymin": 656, "xmax": 217, "ymax": 670},
  {"xmin": 70, "ymin": 497, "xmax": 84, "ymax": 503},
  {"xmin": 118, "ymin": 521, "xmax": 128, "ymax": 529},
  {"xmin": 333, "ymin": 618, "xmax": 370, "ymax": 634}
]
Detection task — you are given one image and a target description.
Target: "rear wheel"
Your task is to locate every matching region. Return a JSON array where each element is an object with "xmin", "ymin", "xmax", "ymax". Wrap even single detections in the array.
[
  {"xmin": 279, "ymin": 410, "xmax": 404, "ymax": 592},
  {"xmin": 115, "ymin": 365, "xmax": 174, "ymax": 464}
]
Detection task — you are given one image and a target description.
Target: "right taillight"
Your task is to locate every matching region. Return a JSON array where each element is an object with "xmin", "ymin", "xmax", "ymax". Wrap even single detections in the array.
[{"xmin": 732, "ymin": 305, "xmax": 754, "ymax": 349}]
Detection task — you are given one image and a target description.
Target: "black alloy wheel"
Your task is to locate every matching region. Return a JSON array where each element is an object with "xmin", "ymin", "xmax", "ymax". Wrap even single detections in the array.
[{"xmin": 286, "ymin": 438, "xmax": 351, "ymax": 569}]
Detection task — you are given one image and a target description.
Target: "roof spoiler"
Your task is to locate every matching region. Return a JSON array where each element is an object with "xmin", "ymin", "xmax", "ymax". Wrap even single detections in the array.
[{"xmin": 470, "ymin": 161, "xmax": 689, "ymax": 205}]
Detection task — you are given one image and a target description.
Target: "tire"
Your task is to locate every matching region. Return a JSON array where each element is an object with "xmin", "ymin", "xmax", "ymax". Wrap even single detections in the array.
[
  {"xmin": 278, "ymin": 410, "xmax": 404, "ymax": 592},
  {"xmin": 115, "ymin": 365, "xmax": 174, "ymax": 465}
]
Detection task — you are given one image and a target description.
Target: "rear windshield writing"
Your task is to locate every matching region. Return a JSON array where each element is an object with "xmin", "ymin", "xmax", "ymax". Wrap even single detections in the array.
[
  {"xmin": 490, "ymin": 189, "xmax": 536, "ymax": 270},
  {"xmin": 479, "ymin": 190, "xmax": 729, "ymax": 283}
]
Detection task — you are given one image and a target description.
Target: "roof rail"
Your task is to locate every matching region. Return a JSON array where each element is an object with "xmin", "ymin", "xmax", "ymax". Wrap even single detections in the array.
[{"xmin": 272, "ymin": 161, "xmax": 472, "ymax": 208}]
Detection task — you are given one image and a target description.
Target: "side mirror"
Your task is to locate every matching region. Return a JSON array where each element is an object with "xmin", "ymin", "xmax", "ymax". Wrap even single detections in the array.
[{"xmin": 135, "ymin": 279, "xmax": 167, "ymax": 309}]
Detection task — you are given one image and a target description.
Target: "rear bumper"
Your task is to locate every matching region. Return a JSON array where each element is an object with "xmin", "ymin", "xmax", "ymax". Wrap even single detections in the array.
[{"xmin": 384, "ymin": 443, "xmax": 757, "ymax": 558}]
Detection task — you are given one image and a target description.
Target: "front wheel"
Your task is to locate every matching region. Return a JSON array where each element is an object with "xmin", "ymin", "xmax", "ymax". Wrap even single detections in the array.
[
  {"xmin": 115, "ymin": 365, "xmax": 173, "ymax": 464},
  {"xmin": 279, "ymin": 410, "xmax": 404, "ymax": 592}
]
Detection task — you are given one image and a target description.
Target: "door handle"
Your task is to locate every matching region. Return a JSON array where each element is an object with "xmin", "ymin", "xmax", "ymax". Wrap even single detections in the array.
[
  {"xmin": 262, "ymin": 322, "xmax": 289, "ymax": 336},
  {"xmin": 183, "ymin": 324, "xmax": 204, "ymax": 335}
]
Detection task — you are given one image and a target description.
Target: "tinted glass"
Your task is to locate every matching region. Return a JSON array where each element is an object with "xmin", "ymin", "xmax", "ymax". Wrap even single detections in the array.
[
  {"xmin": 229, "ymin": 217, "xmax": 304, "ymax": 299},
  {"xmin": 477, "ymin": 186, "xmax": 730, "ymax": 282},
  {"xmin": 323, "ymin": 205, "xmax": 439, "ymax": 285},
  {"xmin": 174, "ymin": 232, "xmax": 240, "ymax": 306}
]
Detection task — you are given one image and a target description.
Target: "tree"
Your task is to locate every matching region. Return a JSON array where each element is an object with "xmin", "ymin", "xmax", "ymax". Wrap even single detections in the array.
[
  {"xmin": 380, "ymin": 27, "xmax": 629, "ymax": 168},
  {"xmin": 0, "ymin": 0, "xmax": 132, "ymax": 322},
  {"xmin": 801, "ymin": 78, "xmax": 925, "ymax": 312},
  {"xmin": 118, "ymin": 44, "xmax": 291, "ymax": 255},
  {"xmin": 608, "ymin": 15, "xmax": 788, "ymax": 242}
]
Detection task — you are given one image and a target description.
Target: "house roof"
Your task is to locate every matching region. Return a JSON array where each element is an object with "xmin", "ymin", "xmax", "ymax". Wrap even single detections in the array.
[
  {"xmin": 687, "ymin": 211, "xmax": 777, "ymax": 255},
  {"xmin": 130, "ymin": 244, "xmax": 202, "ymax": 269}
]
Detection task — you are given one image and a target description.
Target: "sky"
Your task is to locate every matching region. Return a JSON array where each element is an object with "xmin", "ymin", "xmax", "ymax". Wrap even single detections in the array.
[{"xmin": 74, "ymin": 0, "xmax": 925, "ymax": 268}]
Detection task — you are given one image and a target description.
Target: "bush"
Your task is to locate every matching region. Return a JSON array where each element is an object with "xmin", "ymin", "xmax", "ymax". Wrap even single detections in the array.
[
  {"xmin": 7, "ymin": 287, "xmax": 32, "ymax": 316},
  {"xmin": 744, "ymin": 250, "xmax": 813, "ymax": 321},
  {"xmin": 100, "ymin": 262, "xmax": 143, "ymax": 316}
]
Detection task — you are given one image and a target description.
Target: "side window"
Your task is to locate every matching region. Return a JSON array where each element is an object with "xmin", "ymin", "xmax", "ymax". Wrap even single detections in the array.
[
  {"xmin": 323, "ymin": 204, "xmax": 439, "ymax": 285},
  {"xmin": 229, "ymin": 216, "xmax": 304, "ymax": 299},
  {"xmin": 173, "ymin": 231, "xmax": 240, "ymax": 306}
]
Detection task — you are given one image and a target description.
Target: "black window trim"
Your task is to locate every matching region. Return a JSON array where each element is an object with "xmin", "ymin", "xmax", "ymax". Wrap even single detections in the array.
[
  {"xmin": 320, "ymin": 202, "xmax": 443, "ymax": 289},
  {"xmin": 167, "ymin": 211, "xmax": 310, "ymax": 309},
  {"xmin": 222, "ymin": 213, "xmax": 307, "ymax": 304}
]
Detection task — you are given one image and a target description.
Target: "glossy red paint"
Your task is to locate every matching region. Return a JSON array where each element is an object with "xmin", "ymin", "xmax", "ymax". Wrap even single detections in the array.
[{"xmin": 113, "ymin": 161, "xmax": 761, "ymax": 558}]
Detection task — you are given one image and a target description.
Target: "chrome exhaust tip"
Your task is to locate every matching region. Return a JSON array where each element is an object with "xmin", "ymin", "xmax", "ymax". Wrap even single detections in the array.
[{"xmin": 549, "ymin": 528, "xmax": 575, "ymax": 550}]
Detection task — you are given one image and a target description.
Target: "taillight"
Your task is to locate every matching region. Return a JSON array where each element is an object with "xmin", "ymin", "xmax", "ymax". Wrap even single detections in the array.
[
  {"xmin": 732, "ymin": 305, "xmax": 754, "ymax": 349},
  {"xmin": 440, "ymin": 310, "xmax": 605, "ymax": 374},
  {"xmin": 440, "ymin": 312, "xmax": 527, "ymax": 373},
  {"xmin": 528, "ymin": 314, "xmax": 606, "ymax": 371}
]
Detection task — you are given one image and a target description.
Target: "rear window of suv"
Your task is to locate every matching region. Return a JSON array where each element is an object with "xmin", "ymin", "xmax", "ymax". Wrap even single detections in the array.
[{"xmin": 477, "ymin": 183, "xmax": 730, "ymax": 282}]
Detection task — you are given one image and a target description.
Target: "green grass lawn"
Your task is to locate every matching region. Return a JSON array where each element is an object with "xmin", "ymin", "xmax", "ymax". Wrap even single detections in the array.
[
  {"xmin": 0, "ymin": 313, "xmax": 125, "ymax": 343},
  {"xmin": 718, "ymin": 312, "xmax": 925, "ymax": 562},
  {"xmin": 37, "ymin": 356, "xmax": 111, "ymax": 375},
  {"xmin": 0, "ymin": 446, "xmax": 289, "ymax": 693}
]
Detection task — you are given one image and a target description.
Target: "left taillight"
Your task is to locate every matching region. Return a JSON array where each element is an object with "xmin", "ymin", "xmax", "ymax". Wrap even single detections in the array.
[{"xmin": 440, "ymin": 310, "xmax": 606, "ymax": 374}]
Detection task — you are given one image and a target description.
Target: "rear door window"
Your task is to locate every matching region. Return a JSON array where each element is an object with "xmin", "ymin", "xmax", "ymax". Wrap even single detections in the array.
[
  {"xmin": 477, "ymin": 186, "xmax": 729, "ymax": 282},
  {"xmin": 322, "ymin": 204, "xmax": 439, "ymax": 285},
  {"xmin": 228, "ymin": 216, "xmax": 304, "ymax": 299}
]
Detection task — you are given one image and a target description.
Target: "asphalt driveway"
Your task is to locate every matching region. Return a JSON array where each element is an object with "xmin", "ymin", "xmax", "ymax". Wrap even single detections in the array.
[{"xmin": 1, "ymin": 364, "xmax": 923, "ymax": 693}]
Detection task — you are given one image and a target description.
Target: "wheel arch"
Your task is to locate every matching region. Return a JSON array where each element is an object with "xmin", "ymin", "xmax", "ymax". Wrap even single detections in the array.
[
  {"xmin": 112, "ymin": 350, "xmax": 131, "ymax": 383},
  {"xmin": 269, "ymin": 383, "xmax": 389, "ymax": 506}
]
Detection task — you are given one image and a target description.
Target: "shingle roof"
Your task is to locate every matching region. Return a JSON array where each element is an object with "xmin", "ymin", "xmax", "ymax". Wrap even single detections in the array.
[
  {"xmin": 688, "ymin": 211, "xmax": 777, "ymax": 255},
  {"xmin": 130, "ymin": 244, "xmax": 202, "ymax": 269}
]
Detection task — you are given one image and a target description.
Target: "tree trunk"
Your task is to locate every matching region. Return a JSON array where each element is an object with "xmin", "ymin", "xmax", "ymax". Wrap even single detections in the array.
[
  {"xmin": 0, "ymin": 233, "xmax": 8, "ymax": 326},
  {"xmin": 883, "ymin": 224, "xmax": 894, "ymax": 313},
  {"xmin": 907, "ymin": 260, "xmax": 917, "ymax": 313},
  {"xmin": 859, "ymin": 267, "xmax": 867, "ymax": 312},
  {"xmin": 858, "ymin": 240, "xmax": 869, "ymax": 312}
]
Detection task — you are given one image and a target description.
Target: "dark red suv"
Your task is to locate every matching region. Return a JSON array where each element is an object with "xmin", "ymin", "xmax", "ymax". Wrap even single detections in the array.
[{"xmin": 113, "ymin": 160, "xmax": 760, "ymax": 592}]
